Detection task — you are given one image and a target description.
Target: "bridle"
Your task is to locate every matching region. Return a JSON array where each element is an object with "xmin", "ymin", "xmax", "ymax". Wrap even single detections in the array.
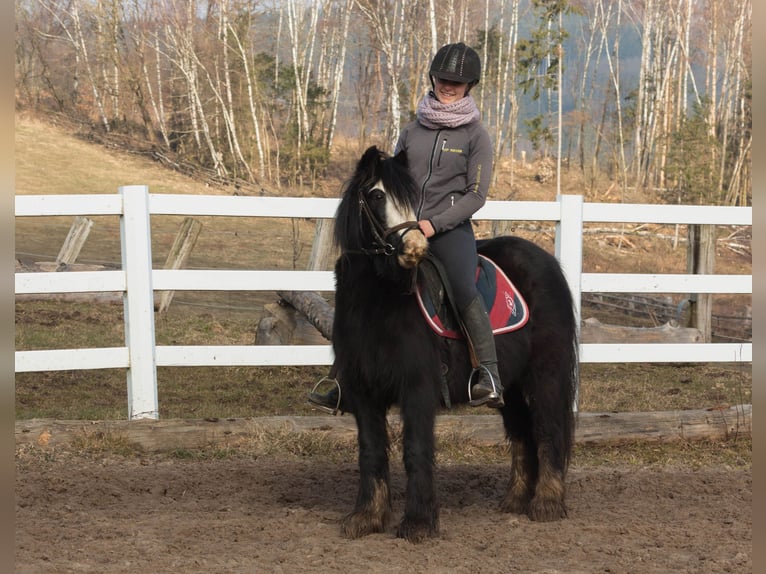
[{"xmin": 355, "ymin": 189, "xmax": 421, "ymax": 257}]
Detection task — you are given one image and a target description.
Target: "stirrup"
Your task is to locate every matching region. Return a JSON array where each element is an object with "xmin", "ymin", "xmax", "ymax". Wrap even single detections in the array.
[
  {"xmin": 308, "ymin": 376, "xmax": 342, "ymax": 415},
  {"xmin": 467, "ymin": 365, "xmax": 504, "ymax": 408}
]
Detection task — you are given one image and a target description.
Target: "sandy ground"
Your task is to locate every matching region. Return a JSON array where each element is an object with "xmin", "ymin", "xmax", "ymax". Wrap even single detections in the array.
[{"xmin": 15, "ymin": 453, "xmax": 751, "ymax": 574}]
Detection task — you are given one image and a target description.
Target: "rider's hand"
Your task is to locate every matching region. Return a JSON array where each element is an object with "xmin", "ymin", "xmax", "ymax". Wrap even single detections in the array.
[{"xmin": 418, "ymin": 220, "xmax": 435, "ymax": 238}]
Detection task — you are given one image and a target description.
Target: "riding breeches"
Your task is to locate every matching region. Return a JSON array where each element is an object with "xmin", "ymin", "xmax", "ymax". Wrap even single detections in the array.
[{"xmin": 426, "ymin": 220, "xmax": 479, "ymax": 310}]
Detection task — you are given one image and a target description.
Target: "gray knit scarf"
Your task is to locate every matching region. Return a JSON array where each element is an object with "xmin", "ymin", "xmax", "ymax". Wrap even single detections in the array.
[{"xmin": 416, "ymin": 91, "xmax": 480, "ymax": 129}]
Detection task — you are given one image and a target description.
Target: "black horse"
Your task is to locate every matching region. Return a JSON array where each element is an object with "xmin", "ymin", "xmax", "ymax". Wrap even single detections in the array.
[{"xmin": 332, "ymin": 146, "xmax": 578, "ymax": 543}]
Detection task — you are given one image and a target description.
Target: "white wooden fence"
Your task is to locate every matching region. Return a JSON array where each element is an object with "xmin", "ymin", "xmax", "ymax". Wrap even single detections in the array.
[{"xmin": 15, "ymin": 187, "xmax": 752, "ymax": 419}]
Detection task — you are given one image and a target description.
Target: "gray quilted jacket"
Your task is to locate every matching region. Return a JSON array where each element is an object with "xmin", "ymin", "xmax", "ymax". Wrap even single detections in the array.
[{"xmin": 394, "ymin": 118, "xmax": 493, "ymax": 234}]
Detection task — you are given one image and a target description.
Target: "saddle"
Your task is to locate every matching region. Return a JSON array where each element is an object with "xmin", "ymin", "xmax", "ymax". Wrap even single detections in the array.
[{"xmin": 415, "ymin": 253, "xmax": 529, "ymax": 339}]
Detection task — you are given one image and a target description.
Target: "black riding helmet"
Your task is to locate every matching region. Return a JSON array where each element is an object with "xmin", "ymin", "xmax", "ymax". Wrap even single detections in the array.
[{"xmin": 429, "ymin": 42, "xmax": 481, "ymax": 91}]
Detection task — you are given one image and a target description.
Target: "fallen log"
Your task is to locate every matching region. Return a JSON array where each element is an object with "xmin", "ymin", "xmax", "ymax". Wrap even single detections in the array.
[
  {"xmin": 581, "ymin": 317, "xmax": 702, "ymax": 344},
  {"xmin": 14, "ymin": 405, "xmax": 751, "ymax": 452},
  {"xmin": 255, "ymin": 300, "xmax": 329, "ymax": 345},
  {"xmin": 276, "ymin": 291, "xmax": 334, "ymax": 339},
  {"xmin": 255, "ymin": 291, "xmax": 334, "ymax": 345},
  {"xmin": 257, "ymin": 293, "xmax": 705, "ymax": 345}
]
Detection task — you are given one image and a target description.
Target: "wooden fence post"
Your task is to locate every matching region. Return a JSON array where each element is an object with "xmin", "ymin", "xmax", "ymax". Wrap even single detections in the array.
[
  {"xmin": 157, "ymin": 217, "xmax": 203, "ymax": 313},
  {"xmin": 120, "ymin": 185, "xmax": 159, "ymax": 420},
  {"xmin": 56, "ymin": 216, "xmax": 93, "ymax": 267},
  {"xmin": 687, "ymin": 224, "xmax": 715, "ymax": 342},
  {"xmin": 307, "ymin": 218, "xmax": 338, "ymax": 271}
]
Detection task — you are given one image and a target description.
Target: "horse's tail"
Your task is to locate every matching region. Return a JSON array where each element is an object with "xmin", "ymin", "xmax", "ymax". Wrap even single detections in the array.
[{"xmin": 563, "ymin": 325, "xmax": 579, "ymax": 471}]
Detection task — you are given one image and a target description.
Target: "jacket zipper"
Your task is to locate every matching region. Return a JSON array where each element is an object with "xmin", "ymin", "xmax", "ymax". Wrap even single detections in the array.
[{"xmin": 417, "ymin": 130, "xmax": 442, "ymax": 219}]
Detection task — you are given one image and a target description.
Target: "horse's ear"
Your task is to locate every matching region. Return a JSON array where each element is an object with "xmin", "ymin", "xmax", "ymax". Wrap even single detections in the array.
[
  {"xmin": 359, "ymin": 145, "xmax": 380, "ymax": 167},
  {"xmin": 393, "ymin": 149, "xmax": 409, "ymax": 169}
]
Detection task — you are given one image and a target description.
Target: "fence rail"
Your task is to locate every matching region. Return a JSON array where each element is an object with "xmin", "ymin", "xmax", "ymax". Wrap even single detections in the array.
[{"xmin": 15, "ymin": 187, "xmax": 752, "ymax": 420}]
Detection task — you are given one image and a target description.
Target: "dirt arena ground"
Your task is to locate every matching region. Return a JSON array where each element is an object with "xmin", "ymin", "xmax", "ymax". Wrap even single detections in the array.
[{"xmin": 15, "ymin": 452, "xmax": 751, "ymax": 573}]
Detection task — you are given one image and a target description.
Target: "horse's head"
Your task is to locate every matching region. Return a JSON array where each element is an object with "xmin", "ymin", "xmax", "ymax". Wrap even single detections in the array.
[{"xmin": 335, "ymin": 146, "xmax": 428, "ymax": 270}]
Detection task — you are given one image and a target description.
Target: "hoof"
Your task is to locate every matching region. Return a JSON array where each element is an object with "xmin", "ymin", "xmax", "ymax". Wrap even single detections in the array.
[
  {"xmin": 396, "ymin": 517, "xmax": 439, "ymax": 543},
  {"xmin": 341, "ymin": 510, "xmax": 389, "ymax": 539},
  {"xmin": 528, "ymin": 497, "xmax": 568, "ymax": 522},
  {"xmin": 499, "ymin": 492, "xmax": 531, "ymax": 515}
]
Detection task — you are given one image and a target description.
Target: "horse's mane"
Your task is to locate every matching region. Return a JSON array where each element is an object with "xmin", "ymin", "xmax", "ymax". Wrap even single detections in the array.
[{"xmin": 334, "ymin": 146, "xmax": 418, "ymax": 253}]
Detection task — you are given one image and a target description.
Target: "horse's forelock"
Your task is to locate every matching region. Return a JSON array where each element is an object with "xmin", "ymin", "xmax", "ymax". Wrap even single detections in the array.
[{"xmin": 379, "ymin": 153, "xmax": 418, "ymax": 211}]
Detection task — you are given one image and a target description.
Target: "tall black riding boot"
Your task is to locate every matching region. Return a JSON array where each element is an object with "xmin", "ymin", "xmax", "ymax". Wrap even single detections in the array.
[
  {"xmin": 307, "ymin": 385, "xmax": 340, "ymax": 413},
  {"xmin": 460, "ymin": 295, "xmax": 504, "ymax": 408}
]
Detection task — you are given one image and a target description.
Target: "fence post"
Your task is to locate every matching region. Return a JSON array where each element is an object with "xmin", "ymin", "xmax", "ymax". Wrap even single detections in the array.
[
  {"xmin": 120, "ymin": 185, "xmax": 159, "ymax": 420},
  {"xmin": 556, "ymin": 194, "xmax": 584, "ymax": 412},
  {"xmin": 686, "ymin": 224, "xmax": 715, "ymax": 342},
  {"xmin": 157, "ymin": 217, "xmax": 203, "ymax": 314},
  {"xmin": 56, "ymin": 216, "xmax": 93, "ymax": 266},
  {"xmin": 555, "ymin": 194, "xmax": 584, "ymax": 330}
]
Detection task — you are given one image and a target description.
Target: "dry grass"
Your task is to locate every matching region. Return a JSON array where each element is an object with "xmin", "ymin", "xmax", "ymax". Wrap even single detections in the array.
[{"xmin": 14, "ymin": 422, "xmax": 751, "ymax": 470}]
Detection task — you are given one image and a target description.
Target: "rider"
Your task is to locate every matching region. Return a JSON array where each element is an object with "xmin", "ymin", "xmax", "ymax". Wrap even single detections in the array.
[{"xmin": 309, "ymin": 42, "xmax": 503, "ymax": 412}]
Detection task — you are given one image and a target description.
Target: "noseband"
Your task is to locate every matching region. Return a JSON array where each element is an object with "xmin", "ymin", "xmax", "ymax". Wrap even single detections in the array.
[{"xmin": 356, "ymin": 192, "xmax": 420, "ymax": 256}]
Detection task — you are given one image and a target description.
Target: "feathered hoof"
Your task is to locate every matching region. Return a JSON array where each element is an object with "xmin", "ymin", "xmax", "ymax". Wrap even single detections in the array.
[
  {"xmin": 396, "ymin": 516, "xmax": 439, "ymax": 543},
  {"xmin": 499, "ymin": 492, "xmax": 531, "ymax": 516},
  {"xmin": 340, "ymin": 510, "xmax": 389, "ymax": 539},
  {"xmin": 527, "ymin": 497, "xmax": 568, "ymax": 522}
]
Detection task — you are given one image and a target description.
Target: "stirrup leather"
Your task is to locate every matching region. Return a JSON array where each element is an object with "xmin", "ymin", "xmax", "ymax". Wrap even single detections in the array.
[{"xmin": 308, "ymin": 376, "xmax": 342, "ymax": 415}]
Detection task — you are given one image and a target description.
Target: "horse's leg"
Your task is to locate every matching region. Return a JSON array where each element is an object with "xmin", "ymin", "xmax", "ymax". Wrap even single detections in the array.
[
  {"xmin": 499, "ymin": 387, "xmax": 536, "ymax": 515},
  {"xmin": 501, "ymin": 439, "xmax": 536, "ymax": 515},
  {"xmin": 527, "ymin": 440, "xmax": 567, "ymax": 521},
  {"xmin": 396, "ymin": 383, "xmax": 439, "ymax": 543},
  {"xmin": 341, "ymin": 401, "xmax": 392, "ymax": 538},
  {"xmin": 526, "ymin": 382, "xmax": 569, "ymax": 521}
]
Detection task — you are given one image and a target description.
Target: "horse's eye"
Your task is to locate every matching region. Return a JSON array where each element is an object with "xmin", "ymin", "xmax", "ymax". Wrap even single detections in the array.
[{"xmin": 368, "ymin": 187, "xmax": 385, "ymax": 202}]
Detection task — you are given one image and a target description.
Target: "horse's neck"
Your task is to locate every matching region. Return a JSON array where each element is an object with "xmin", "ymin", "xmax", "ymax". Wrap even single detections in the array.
[{"xmin": 340, "ymin": 255, "xmax": 415, "ymax": 296}]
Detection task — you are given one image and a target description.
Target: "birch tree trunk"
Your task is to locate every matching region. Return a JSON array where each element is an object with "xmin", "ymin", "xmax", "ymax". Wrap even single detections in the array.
[
  {"xmin": 722, "ymin": 0, "xmax": 751, "ymax": 206},
  {"xmin": 285, "ymin": 0, "xmax": 311, "ymax": 149},
  {"xmin": 428, "ymin": 0, "xmax": 438, "ymax": 57},
  {"xmin": 216, "ymin": 0, "xmax": 252, "ymax": 180},
  {"xmin": 355, "ymin": 0, "xmax": 411, "ymax": 149},
  {"xmin": 152, "ymin": 36, "xmax": 171, "ymax": 147},
  {"xmin": 163, "ymin": 8, "xmax": 227, "ymax": 178},
  {"xmin": 70, "ymin": 0, "xmax": 111, "ymax": 132},
  {"xmin": 326, "ymin": 0, "xmax": 353, "ymax": 151},
  {"xmin": 228, "ymin": 15, "xmax": 266, "ymax": 180},
  {"xmin": 506, "ymin": 0, "xmax": 520, "ymax": 187}
]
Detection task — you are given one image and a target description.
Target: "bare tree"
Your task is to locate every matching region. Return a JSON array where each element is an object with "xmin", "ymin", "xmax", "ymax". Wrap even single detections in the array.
[
  {"xmin": 226, "ymin": 4, "xmax": 266, "ymax": 179},
  {"xmin": 161, "ymin": 0, "xmax": 227, "ymax": 177},
  {"xmin": 355, "ymin": 0, "xmax": 413, "ymax": 149},
  {"xmin": 36, "ymin": 0, "xmax": 111, "ymax": 131},
  {"xmin": 325, "ymin": 0, "xmax": 354, "ymax": 151}
]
